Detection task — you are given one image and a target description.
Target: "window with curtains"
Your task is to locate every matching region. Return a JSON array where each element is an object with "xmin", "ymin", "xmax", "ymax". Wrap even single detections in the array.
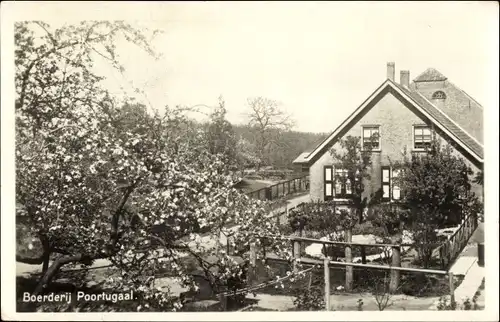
[
  {"xmin": 362, "ymin": 125, "xmax": 380, "ymax": 150},
  {"xmin": 324, "ymin": 166, "xmax": 353, "ymax": 200},
  {"xmin": 414, "ymin": 125, "xmax": 432, "ymax": 150},
  {"xmin": 381, "ymin": 166, "xmax": 403, "ymax": 201},
  {"xmin": 334, "ymin": 168, "xmax": 352, "ymax": 198}
]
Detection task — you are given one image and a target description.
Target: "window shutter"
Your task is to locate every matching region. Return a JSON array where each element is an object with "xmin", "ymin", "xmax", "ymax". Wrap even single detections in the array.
[
  {"xmin": 324, "ymin": 165, "xmax": 334, "ymax": 201},
  {"xmin": 381, "ymin": 166, "xmax": 391, "ymax": 201}
]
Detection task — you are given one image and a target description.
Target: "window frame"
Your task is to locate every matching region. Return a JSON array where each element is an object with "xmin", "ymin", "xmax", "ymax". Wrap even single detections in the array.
[
  {"xmin": 333, "ymin": 168, "xmax": 353, "ymax": 199},
  {"xmin": 412, "ymin": 124, "xmax": 433, "ymax": 151},
  {"xmin": 361, "ymin": 125, "xmax": 381, "ymax": 152},
  {"xmin": 432, "ymin": 91, "xmax": 447, "ymax": 99}
]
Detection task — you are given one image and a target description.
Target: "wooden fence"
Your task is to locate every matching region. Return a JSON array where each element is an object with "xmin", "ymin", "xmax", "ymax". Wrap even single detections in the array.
[
  {"xmin": 437, "ymin": 212, "xmax": 478, "ymax": 269},
  {"xmin": 287, "ymin": 235, "xmax": 412, "ymax": 293},
  {"xmin": 247, "ymin": 236, "xmax": 453, "ymax": 311},
  {"xmin": 271, "ymin": 202, "xmax": 306, "ymax": 228},
  {"xmin": 246, "ymin": 175, "xmax": 309, "ymax": 201}
]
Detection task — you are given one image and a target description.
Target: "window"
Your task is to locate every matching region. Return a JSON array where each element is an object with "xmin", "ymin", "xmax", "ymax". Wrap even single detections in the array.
[
  {"xmin": 413, "ymin": 125, "xmax": 432, "ymax": 150},
  {"xmin": 362, "ymin": 126, "xmax": 380, "ymax": 150},
  {"xmin": 392, "ymin": 168, "xmax": 401, "ymax": 200},
  {"xmin": 324, "ymin": 166, "xmax": 354, "ymax": 200},
  {"xmin": 381, "ymin": 166, "xmax": 404, "ymax": 201},
  {"xmin": 334, "ymin": 168, "xmax": 352, "ymax": 198},
  {"xmin": 324, "ymin": 166, "xmax": 334, "ymax": 201},
  {"xmin": 381, "ymin": 166, "xmax": 391, "ymax": 201},
  {"xmin": 432, "ymin": 91, "xmax": 446, "ymax": 99}
]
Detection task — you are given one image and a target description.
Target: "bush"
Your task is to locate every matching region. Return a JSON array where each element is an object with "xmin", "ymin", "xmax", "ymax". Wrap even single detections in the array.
[
  {"xmin": 293, "ymin": 286, "xmax": 325, "ymax": 311},
  {"xmin": 352, "ymin": 221, "xmax": 386, "ymax": 237},
  {"xmin": 400, "ymin": 273, "xmax": 460, "ymax": 297},
  {"xmin": 288, "ymin": 208, "xmax": 309, "ymax": 232},
  {"xmin": 365, "ymin": 203, "xmax": 410, "ymax": 235}
]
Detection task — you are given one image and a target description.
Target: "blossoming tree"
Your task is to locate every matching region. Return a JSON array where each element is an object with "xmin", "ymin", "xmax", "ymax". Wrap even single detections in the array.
[{"xmin": 15, "ymin": 21, "xmax": 290, "ymax": 311}]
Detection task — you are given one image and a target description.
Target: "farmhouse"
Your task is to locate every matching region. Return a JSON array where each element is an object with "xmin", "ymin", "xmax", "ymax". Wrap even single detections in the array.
[{"xmin": 293, "ymin": 62, "xmax": 484, "ymax": 202}]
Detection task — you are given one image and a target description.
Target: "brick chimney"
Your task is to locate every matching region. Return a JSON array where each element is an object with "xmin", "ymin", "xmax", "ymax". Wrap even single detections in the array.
[
  {"xmin": 387, "ymin": 62, "xmax": 395, "ymax": 81},
  {"xmin": 400, "ymin": 70, "xmax": 410, "ymax": 88}
]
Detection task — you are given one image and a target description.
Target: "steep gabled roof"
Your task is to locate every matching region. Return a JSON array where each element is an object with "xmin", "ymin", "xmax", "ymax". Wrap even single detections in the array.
[
  {"xmin": 413, "ymin": 68, "xmax": 448, "ymax": 82},
  {"xmin": 304, "ymin": 79, "xmax": 483, "ymax": 165},
  {"xmin": 392, "ymin": 82, "xmax": 483, "ymax": 160}
]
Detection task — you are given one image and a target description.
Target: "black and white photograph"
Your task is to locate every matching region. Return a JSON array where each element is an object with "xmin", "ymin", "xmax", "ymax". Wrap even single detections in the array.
[{"xmin": 1, "ymin": 1, "xmax": 498, "ymax": 321}]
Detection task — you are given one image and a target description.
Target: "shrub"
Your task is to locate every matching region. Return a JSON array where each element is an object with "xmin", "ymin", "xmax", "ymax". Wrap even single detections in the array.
[
  {"xmin": 357, "ymin": 299, "xmax": 364, "ymax": 311},
  {"xmin": 436, "ymin": 296, "xmax": 457, "ymax": 310},
  {"xmin": 293, "ymin": 286, "xmax": 325, "ymax": 311},
  {"xmin": 352, "ymin": 221, "xmax": 386, "ymax": 237},
  {"xmin": 436, "ymin": 296, "xmax": 480, "ymax": 311},
  {"xmin": 365, "ymin": 203, "xmax": 410, "ymax": 236},
  {"xmin": 401, "ymin": 273, "xmax": 453, "ymax": 297}
]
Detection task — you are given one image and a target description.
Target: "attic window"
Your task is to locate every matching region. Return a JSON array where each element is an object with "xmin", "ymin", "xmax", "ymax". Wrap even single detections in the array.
[{"xmin": 432, "ymin": 91, "xmax": 446, "ymax": 99}]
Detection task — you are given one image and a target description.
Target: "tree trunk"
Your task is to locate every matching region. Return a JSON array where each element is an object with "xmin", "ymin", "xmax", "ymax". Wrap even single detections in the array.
[
  {"xmin": 42, "ymin": 250, "xmax": 50, "ymax": 274},
  {"xmin": 32, "ymin": 255, "xmax": 83, "ymax": 296},
  {"xmin": 21, "ymin": 254, "xmax": 84, "ymax": 311},
  {"xmin": 357, "ymin": 207, "xmax": 364, "ymax": 224},
  {"xmin": 41, "ymin": 237, "xmax": 51, "ymax": 274}
]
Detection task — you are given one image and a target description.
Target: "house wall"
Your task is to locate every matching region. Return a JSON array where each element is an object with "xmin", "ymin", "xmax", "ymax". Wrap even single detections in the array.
[{"xmin": 309, "ymin": 89, "xmax": 483, "ymax": 202}]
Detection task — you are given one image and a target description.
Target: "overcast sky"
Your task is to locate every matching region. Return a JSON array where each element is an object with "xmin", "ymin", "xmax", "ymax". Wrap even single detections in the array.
[{"xmin": 11, "ymin": 1, "xmax": 500, "ymax": 133}]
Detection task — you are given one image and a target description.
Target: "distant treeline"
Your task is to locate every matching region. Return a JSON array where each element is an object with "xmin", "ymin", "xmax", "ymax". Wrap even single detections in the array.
[{"xmin": 232, "ymin": 124, "xmax": 328, "ymax": 169}]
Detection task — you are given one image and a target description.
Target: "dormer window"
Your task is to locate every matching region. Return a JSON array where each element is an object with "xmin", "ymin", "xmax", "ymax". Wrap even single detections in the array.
[{"xmin": 432, "ymin": 91, "xmax": 446, "ymax": 99}]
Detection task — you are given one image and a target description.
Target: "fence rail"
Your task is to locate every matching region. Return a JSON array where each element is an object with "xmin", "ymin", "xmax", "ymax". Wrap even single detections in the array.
[
  {"xmin": 437, "ymin": 212, "xmax": 478, "ymax": 269},
  {"xmin": 270, "ymin": 202, "xmax": 306, "ymax": 228},
  {"xmin": 246, "ymin": 175, "xmax": 309, "ymax": 201}
]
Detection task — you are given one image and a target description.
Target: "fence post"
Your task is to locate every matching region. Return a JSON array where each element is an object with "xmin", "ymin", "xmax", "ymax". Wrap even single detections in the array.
[
  {"xmin": 389, "ymin": 245, "xmax": 401, "ymax": 293},
  {"xmin": 360, "ymin": 246, "xmax": 367, "ymax": 264},
  {"xmin": 219, "ymin": 293, "xmax": 227, "ymax": 311},
  {"xmin": 345, "ymin": 229, "xmax": 353, "ymax": 291},
  {"xmin": 439, "ymin": 246, "xmax": 445, "ymax": 270},
  {"xmin": 248, "ymin": 242, "xmax": 257, "ymax": 285},
  {"xmin": 293, "ymin": 240, "xmax": 300, "ymax": 273},
  {"xmin": 324, "ymin": 257, "xmax": 331, "ymax": 311},
  {"xmin": 448, "ymin": 272, "xmax": 455, "ymax": 305},
  {"xmin": 265, "ymin": 187, "xmax": 272, "ymax": 201}
]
